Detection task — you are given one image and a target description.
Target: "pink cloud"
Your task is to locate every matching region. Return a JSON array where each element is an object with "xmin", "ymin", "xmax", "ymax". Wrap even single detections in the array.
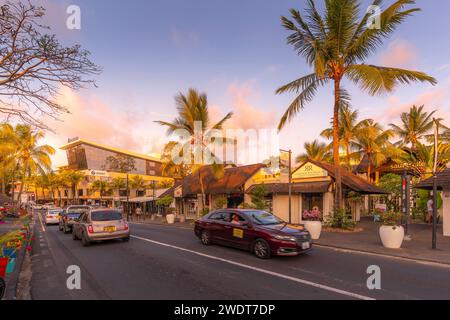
[
  {"xmin": 375, "ymin": 88, "xmax": 450, "ymax": 126},
  {"xmin": 378, "ymin": 40, "xmax": 417, "ymax": 68},
  {"xmin": 223, "ymin": 83, "xmax": 277, "ymax": 130},
  {"xmin": 42, "ymin": 87, "xmax": 159, "ymax": 167}
]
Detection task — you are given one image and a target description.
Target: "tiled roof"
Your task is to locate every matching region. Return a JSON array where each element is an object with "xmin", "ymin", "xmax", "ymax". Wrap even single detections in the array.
[
  {"xmin": 415, "ymin": 168, "xmax": 450, "ymax": 190},
  {"xmin": 176, "ymin": 164, "xmax": 265, "ymax": 196},
  {"xmin": 296, "ymin": 159, "xmax": 388, "ymax": 194}
]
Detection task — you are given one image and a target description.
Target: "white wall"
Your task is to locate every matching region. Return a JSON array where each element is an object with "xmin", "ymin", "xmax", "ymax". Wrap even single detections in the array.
[{"xmin": 443, "ymin": 189, "xmax": 450, "ymax": 236}]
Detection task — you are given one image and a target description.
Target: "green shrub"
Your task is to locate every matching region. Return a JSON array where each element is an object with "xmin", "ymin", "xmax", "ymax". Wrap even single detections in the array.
[
  {"xmin": 213, "ymin": 196, "xmax": 227, "ymax": 210},
  {"xmin": 380, "ymin": 211, "xmax": 402, "ymax": 226},
  {"xmin": 324, "ymin": 208, "xmax": 356, "ymax": 230},
  {"xmin": 250, "ymin": 185, "xmax": 268, "ymax": 210},
  {"xmin": 201, "ymin": 207, "xmax": 210, "ymax": 216}
]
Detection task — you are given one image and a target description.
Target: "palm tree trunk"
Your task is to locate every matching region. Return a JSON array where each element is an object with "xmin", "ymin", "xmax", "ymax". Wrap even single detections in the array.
[
  {"xmin": 346, "ymin": 143, "xmax": 351, "ymax": 166},
  {"xmin": 198, "ymin": 170, "xmax": 206, "ymax": 217},
  {"xmin": 367, "ymin": 154, "xmax": 372, "ymax": 183},
  {"xmin": 333, "ymin": 79, "xmax": 343, "ymax": 210}
]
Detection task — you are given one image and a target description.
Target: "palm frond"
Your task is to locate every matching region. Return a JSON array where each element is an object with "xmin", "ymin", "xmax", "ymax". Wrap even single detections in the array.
[{"xmin": 346, "ymin": 64, "xmax": 437, "ymax": 95}]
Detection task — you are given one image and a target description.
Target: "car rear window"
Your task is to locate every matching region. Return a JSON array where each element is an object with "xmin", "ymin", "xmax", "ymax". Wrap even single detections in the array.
[{"xmin": 91, "ymin": 210, "xmax": 122, "ymax": 221}]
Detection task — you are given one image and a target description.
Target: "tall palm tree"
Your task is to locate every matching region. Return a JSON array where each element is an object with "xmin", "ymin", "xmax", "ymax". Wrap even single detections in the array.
[
  {"xmin": 276, "ymin": 0, "xmax": 436, "ymax": 208},
  {"xmin": 296, "ymin": 140, "xmax": 331, "ymax": 163},
  {"xmin": 350, "ymin": 120, "xmax": 397, "ymax": 182},
  {"xmin": 62, "ymin": 169, "xmax": 85, "ymax": 204},
  {"xmin": 1, "ymin": 124, "xmax": 55, "ymax": 203},
  {"xmin": 321, "ymin": 105, "xmax": 370, "ymax": 166},
  {"xmin": 155, "ymin": 88, "xmax": 233, "ymax": 212},
  {"xmin": 389, "ymin": 105, "xmax": 440, "ymax": 149}
]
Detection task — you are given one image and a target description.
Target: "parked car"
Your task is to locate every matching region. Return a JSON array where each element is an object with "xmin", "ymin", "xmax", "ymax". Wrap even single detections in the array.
[
  {"xmin": 59, "ymin": 205, "xmax": 90, "ymax": 233},
  {"xmin": 194, "ymin": 209, "xmax": 312, "ymax": 259},
  {"xmin": 45, "ymin": 208, "xmax": 63, "ymax": 225},
  {"xmin": 72, "ymin": 209, "xmax": 130, "ymax": 246}
]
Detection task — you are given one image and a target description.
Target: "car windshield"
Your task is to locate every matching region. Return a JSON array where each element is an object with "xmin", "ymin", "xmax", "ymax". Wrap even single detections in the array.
[
  {"xmin": 246, "ymin": 211, "xmax": 284, "ymax": 225},
  {"xmin": 48, "ymin": 210, "xmax": 63, "ymax": 215},
  {"xmin": 91, "ymin": 210, "xmax": 122, "ymax": 221}
]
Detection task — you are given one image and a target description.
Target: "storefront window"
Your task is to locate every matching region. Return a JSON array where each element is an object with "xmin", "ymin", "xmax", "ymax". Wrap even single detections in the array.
[{"xmin": 302, "ymin": 193, "xmax": 323, "ymax": 211}]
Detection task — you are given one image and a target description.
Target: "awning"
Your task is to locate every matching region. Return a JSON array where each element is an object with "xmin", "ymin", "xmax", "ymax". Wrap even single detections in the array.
[
  {"xmin": 126, "ymin": 196, "xmax": 157, "ymax": 203},
  {"xmin": 246, "ymin": 181, "xmax": 331, "ymax": 194}
]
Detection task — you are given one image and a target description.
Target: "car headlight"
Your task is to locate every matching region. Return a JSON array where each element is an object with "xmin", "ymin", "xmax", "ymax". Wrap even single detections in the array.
[{"xmin": 273, "ymin": 235, "xmax": 296, "ymax": 242}]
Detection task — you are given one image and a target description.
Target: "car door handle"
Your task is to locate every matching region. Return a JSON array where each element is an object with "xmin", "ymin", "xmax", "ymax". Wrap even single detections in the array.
[{"xmin": 224, "ymin": 225, "xmax": 231, "ymax": 229}]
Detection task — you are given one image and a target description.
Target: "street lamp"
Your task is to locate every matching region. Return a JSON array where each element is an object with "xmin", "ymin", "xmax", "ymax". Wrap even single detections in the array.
[{"xmin": 280, "ymin": 149, "xmax": 292, "ymax": 224}]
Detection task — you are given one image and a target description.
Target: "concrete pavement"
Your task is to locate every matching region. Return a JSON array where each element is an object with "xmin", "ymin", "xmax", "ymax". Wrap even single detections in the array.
[{"xmin": 28, "ymin": 210, "xmax": 450, "ymax": 300}]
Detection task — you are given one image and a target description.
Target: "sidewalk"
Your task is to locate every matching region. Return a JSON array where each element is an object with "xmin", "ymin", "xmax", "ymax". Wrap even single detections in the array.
[{"xmin": 316, "ymin": 217, "xmax": 450, "ymax": 266}]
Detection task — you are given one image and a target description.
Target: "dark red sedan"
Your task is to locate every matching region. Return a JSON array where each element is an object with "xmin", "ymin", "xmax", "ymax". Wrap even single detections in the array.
[{"xmin": 194, "ymin": 209, "xmax": 312, "ymax": 259}]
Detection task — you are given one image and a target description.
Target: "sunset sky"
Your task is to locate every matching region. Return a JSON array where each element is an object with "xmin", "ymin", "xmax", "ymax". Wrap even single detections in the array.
[{"xmin": 31, "ymin": 0, "xmax": 450, "ymax": 167}]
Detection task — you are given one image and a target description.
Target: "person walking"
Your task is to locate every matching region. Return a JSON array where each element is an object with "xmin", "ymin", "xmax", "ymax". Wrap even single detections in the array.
[
  {"xmin": 427, "ymin": 195, "xmax": 433, "ymax": 224},
  {"xmin": 135, "ymin": 206, "xmax": 142, "ymax": 222}
]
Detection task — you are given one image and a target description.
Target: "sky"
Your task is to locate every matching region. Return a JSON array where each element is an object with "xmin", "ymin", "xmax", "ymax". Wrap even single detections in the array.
[{"xmin": 11, "ymin": 0, "xmax": 450, "ymax": 167}]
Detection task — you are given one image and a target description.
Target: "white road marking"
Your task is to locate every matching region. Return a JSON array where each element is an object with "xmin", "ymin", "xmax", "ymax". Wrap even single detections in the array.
[
  {"xmin": 37, "ymin": 212, "xmax": 46, "ymax": 232},
  {"xmin": 131, "ymin": 235, "xmax": 375, "ymax": 300}
]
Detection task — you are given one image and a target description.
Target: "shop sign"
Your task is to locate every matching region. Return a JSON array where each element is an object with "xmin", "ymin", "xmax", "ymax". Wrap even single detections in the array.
[
  {"xmin": 89, "ymin": 170, "xmax": 109, "ymax": 177},
  {"xmin": 293, "ymin": 162, "xmax": 328, "ymax": 179}
]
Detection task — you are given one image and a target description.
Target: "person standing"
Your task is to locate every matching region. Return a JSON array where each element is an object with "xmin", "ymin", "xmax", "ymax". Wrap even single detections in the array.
[
  {"xmin": 427, "ymin": 195, "xmax": 433, "ymax": 224},
  {"xmin": 135, "ymin": 206, "xmax": 142, "ymax": 222}
]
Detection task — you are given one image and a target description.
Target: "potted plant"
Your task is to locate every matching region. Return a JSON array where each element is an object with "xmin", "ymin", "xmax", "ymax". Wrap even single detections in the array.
[
  {"xmin": 302, "ymin": 206, "xmax": 322, "ymax": 240},
  {"xmin": 156, "ymin": 196, "xmax": 175, "ymax": 224},
  {"xmin": 379, "ymin": 211, "xmax": 404, "ymax": 248}
]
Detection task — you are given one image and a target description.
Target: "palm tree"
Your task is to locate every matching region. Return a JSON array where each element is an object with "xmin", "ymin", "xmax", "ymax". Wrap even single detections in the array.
[
  {"xmin": 350, "ymin": 120, "xmax": 397, "ymax": 182},
  {"xmin": 389, "ymin": 105, "xmax": 440, "ymax": 149},
  {"xmin": 109, "ymin": 177, "xmax": 126, "ymax": 198},
  {"xmin": 155, "ymin": 88, "xmax": 233, "ymax": 213},
  {"xmin": 91, "ymin": 179, "xmax": 109, "ymax": 202},
  {"xmin": 129, "ymin": 175, "xmax": 146, "ymax": 197},
  {"xmin": 276, "ymin": 0, "xmax": 436, "ymax": 208},
  {"xmin": 62, "ymin": 169, "xmax": 85, "ymax": 204},
  {"xmin": 402, "ymin": 142, "xmax": 450, "ymax": 180},
  {"xmin": 296, "ymin": 140, "xmax": 331, "ymax": 163},
  {"xmin": 321, "ymin": 105, "xmax": 370, "ymax": 166},
  {"xmin": 1, "ymin": 124, "xmax": 55, "ymax": 203}
]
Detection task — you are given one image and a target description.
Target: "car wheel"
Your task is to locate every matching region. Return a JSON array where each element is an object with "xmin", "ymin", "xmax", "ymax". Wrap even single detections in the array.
[
  {"xmin": 123, "ymin": 236, "xmax": 130, "ymax": 242},
  {"xmin": 58, "ymin": 224, "xmax": 63, "ymax": 231},
  {"xmin": 253, "ymin": 239, "xmax": 271, "ymax": 259},
  {"xmin": 72, "ymin": 229, "xmax": 79, "ymax": 240},
  {"xmin": 63, "ymin": 225, "xmax": 70, "ymax": 234},
  {"xmin": 81, "ymin": 233, "xmax": 91, "ymax": 247},
  {"xmin": 200, "ymin": 230, "xmax": 211, "ymax": 245}
]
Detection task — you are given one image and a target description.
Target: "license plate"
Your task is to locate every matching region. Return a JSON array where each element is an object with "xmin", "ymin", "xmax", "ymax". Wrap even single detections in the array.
[
  {"xmin": 302, "ymin": 242, "xmax": 310, "ymax": 250},
  {"xmin": 104, "ymin": 226, "xmax": 116, "ymax": 232}
]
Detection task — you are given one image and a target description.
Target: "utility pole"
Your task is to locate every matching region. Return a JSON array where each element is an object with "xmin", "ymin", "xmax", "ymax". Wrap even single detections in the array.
[
  {"xmin": 280, "ymin": 149, "xmax": 292, "ymax": 223},
  {"xmin": 432, "ymin": 118, "xmax": 439, "ymax": 249},
  {"xmin": 126, "ymin": 173, "xmax": 130, "ymax": 222}
]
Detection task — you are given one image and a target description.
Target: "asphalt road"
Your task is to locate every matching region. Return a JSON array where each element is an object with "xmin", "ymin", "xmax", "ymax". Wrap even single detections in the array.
[{"xmin": 30, "ymin": 210, "xmax": 450, "ymax": 300}]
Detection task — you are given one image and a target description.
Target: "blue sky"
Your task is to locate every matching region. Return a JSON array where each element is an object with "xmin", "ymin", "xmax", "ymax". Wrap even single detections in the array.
[{"xmin": 36, "ymin": 0, "xmax": 450, "ymax": 166}]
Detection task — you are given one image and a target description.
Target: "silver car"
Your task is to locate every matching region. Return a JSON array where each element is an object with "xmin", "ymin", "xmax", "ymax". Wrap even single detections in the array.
[{"xmin": 72, "ymin": 209, "xmax": 130, "ymax": 246}]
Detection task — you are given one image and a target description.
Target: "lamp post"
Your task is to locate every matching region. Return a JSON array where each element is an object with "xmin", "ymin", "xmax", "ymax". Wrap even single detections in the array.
[{"xmin": 280, "ymin": 149, "xmax": 292, "ymax": 223}]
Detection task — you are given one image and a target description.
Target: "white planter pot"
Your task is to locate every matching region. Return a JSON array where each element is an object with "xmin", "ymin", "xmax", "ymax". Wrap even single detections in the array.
[
  {"xmin": 166, "ymin": 213, "xmax": 175, "ymax": 224},
  {"xmin": 379, "ymin": 225, "xmax": 404, "ymax": 248},
  {"xmin": 304, "ymin": 221, "xmax": 322, "ymax": 240}
]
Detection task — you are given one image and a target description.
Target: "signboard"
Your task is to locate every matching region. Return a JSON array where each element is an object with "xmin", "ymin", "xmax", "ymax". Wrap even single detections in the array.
[
  {"xmin": 89, "ymin": 170, "xmax": 109, "ymax": 177},
  {"xmin": 174, "ymin": 186, "xmax": 183, "ymax": 198},
  {"xmin": 292, "ymin": 163, "xmax": 328, "ymax": 179}
]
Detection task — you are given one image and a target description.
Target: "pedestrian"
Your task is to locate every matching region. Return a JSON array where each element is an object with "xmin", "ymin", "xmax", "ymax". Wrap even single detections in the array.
[
  {"xmin": 135, "ymin": 206, "xmax": 142, "ymax": 222},
  {"xmin": 427, "ymin": 195, "xmax": 433, "ymax": 224}
]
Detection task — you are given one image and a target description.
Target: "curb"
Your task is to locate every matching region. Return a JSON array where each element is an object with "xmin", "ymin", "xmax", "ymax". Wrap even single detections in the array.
[{"xmin": 314, "ymin": 243, "xmax": 450, "ymax": 268}]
